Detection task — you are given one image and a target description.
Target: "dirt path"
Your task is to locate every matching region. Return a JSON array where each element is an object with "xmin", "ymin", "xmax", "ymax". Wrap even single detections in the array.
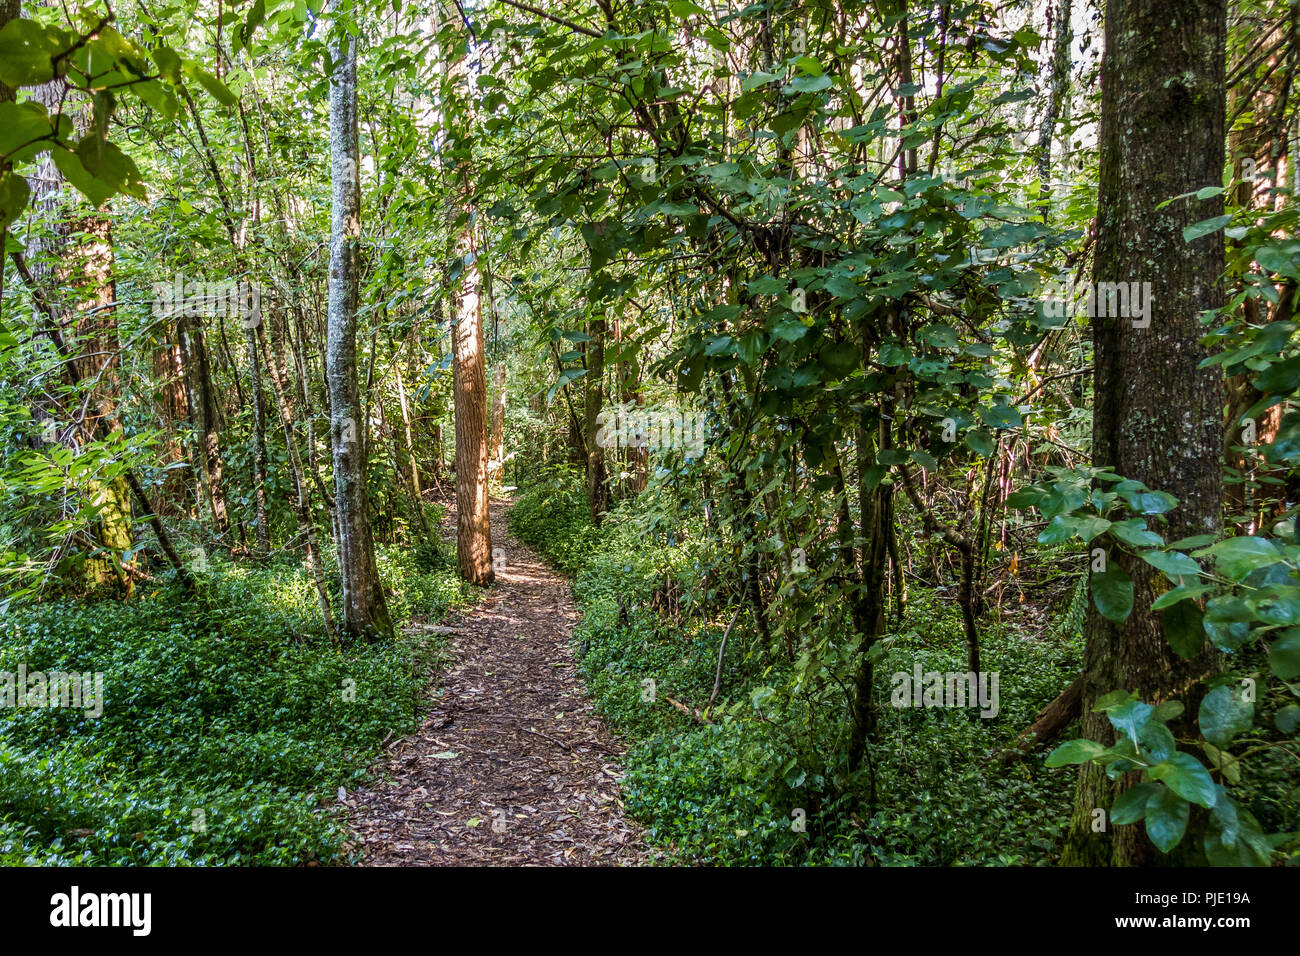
[{"xmin": 343, "ymin": 499, "xmax": 649, "ymax": 866}]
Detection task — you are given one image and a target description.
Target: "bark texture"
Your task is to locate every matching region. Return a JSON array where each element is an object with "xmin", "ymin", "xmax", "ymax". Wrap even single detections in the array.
[
  {"xmin": 1062, "ymin": 0, "xmax": 1226, "ymax": 867},
  {"xmin": 326, "ymin": 18, "xmax": 393, "ymax": 640}
]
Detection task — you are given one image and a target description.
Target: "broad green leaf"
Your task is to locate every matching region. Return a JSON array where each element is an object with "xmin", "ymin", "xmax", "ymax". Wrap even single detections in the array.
[
  {"xmin": 1110, "ymin": 782, "xmax": 1157, "ymax": 826},
  {"xmin": 1091, "ymin": 565, "xmax": 1134, "ymax": 623},
  {"xmin": 1107, "ymin": 699, "xmax": 1154, "ymax": 744},
  {"xmin": 1182, "ymin": 214, "xmax": 1232, "ymax": 243},
  {"xmin": 1267, "ymin": 628, "xmax": 1300, "ymax": 679},
  {"xmin": 1140, "ymin": 549, "xmax": 1201, "ymax": 580},
  {"xmin": 0, "ymin": 172, "xmax": 30, "ymax": 230},
  {"xmin": 1160, "ymin": 599, "xmax": 1205, "ymax": 659},
  {"xmin": 0, "ymin": 18, "xmax": 61, "ymax": 87},
  {"xmin": 1144, "ymin": 785, "xmax": 1190, "ymax": 853},
  {"xmin": 1197, "ymin": 685, "xmax": 1253, "ymax": 748},
  {"xmin": 1200, "ymin": 536, "xmax": 1283, "ymax": 580},
  {"xmin": 1149, "ymin": 752, "xmax": 1217, "ymax": 809},
  {"xmin": 1045, "ymin": 738, "xmax": 1107, "ymax": 767}
]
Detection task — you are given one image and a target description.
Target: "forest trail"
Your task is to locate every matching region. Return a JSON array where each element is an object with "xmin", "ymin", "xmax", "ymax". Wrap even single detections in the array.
[{"xmin": 342, "ymin": 499, "xmax": 650, "ymax": 866}]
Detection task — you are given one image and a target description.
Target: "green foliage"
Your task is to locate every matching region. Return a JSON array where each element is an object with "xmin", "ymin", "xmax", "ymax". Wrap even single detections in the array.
[
  {"xmin": 508, "ymin": 467, "xmax": 602, "ymax": 577},
  {"xmin": 0, "ymin": 550, "xmax": 469, "ymax": 865},
  {"xmin": 517, "ymin": 475, "xmax": 1080, "ymax": 865}
]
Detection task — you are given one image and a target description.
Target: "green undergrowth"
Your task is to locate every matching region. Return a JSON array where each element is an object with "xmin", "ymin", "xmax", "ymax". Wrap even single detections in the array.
[
  {"xmin": 512, "ymin": 474, "xmax": 1085, "ymax": 865},
  {"xmin": 0, "ymin": 531, "xmax": 477, "ymax": 865}
]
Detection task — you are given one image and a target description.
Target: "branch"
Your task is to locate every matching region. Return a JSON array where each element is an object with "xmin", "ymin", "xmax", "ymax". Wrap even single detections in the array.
[{"xmin": 494, "ymin": 0, "xmax": 602, "ymax": 38}]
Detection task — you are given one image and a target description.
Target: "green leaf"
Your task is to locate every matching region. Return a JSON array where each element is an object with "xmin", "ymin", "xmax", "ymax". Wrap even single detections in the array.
[
  {"xmin": 1203, "ymin": 597, "xmax": 1253, "ymax": 652},
  {"xmin": 1198, "ymin": 684, "xmax": 1253, "ymax": 747},
  {"xmin": 1045, "ymin": 738, "xmax": 1107, "ymax": 768},
  {"xmin": 978, "ymin": 403, "xmax": 1022, "ymax": 430},
  {"xmin": 75, "ymin": 136, "xmax": 147, "ymax": 199},
  {"xmin": 1149, "ymin": 752, "xmax": 1218, "ymax": 809},
  {"xmin": 1111, "ymin": 782, "xmax": 1157, "ymax": 826},
  {"xmin": 1092, "ymin": 689, "xmax": 1132, "ymax": 713},
  {"xmin": 740, "ymin": 70, "xmax": 781, "ymax": 92},
  {"xmin": 1144, "ymin": 785, "xmax": 1190, "ymax": 853},
  {"xmin": 1205, "ymin": 796, "xmax": 1272, "ymax": 866},
  {"xmin": 1161, "ymin": 600, "xmax": 1206, "ymax": 659},
  {"xmin": 1274, "ymin": 704, "xmax": 1300, "ymax": 734},
  {"xmin": 1091, "ymin": 566, "xmax": 1134, "ymax": 623},
  {"xmin": 186, "ymin": 62, "xmax": 238, "ymax": 106},
  {"xmin": 964, "ymin": 429, "xmax": 994, "ymax": 456},
  {"xmin": 1182, "ymin": 214, "xmax": 1232, "ymax": 243},
  {"xmin": 1119, "ymin": 488, "xmax": 1178, "ymax": 515},
  {"xmin": 1075, "ymin": 516, "xmax": 1112, "ymax": 545},
  {"xmin": 1267, "ymin": 628, "xmax": 1300, "ymax": 679},
  {"xmin": 1200, "ymin": 536, "xmax": 1283, "ymax": 580},
  {"xmin": 1141, "ymin": 549, "xmax": 1201, "ymax": 580},
  {"xmin": 0, "ymin": 172, "xmax": 30, "ymax": 231},
  {"xmin": 785, "ymin": 73, "xmax": 832, "ymax": 94},
  {"xmin": 0, "ymin": 18, "xmax": 61, "ymax": 88},
  {"xmin": 771, "ymin": 317, "xmax": 808, "ymax": 343},
  {"xmin": 0, "ymin": 101, "xmax": 54, "ymax": 162},
  {"xmin": 1109, "ymin": 519, "xmax": 1163, "ymax": 548},
  {"xmin": 818, "ymin": 341, "xmax": 859, "ymax": 378},
  {"xmin": 1107, "ymin": 699, "xmax": 1154, "ymax": 744},
  {"xmin": 1150, "ymin": 582, "xmax": 1213, "ymax": 610}
]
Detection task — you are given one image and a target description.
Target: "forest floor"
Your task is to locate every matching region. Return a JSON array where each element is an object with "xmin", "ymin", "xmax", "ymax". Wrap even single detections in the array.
[{"xmin": 341, "ymin": 498, "xmax": 650, "ymax": 866}]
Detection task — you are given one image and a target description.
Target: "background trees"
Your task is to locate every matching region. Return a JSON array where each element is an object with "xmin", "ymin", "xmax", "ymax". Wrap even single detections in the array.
[{"xmin": 0, "ymin": 0, "xmax": 1296, "ymax": 867}]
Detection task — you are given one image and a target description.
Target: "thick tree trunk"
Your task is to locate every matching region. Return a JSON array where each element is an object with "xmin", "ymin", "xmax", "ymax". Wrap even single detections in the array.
[
  {"xmin": 1062, "ymin": 0, "xmax": 1226, "ymax": 867},
  {"xmin": 326, "ymin": 19, "xmax": 393, "ymax": 641}
]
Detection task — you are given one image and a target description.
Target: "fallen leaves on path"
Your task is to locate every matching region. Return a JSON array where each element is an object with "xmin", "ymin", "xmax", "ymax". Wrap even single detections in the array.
[{"xmin": 342, "ymin": 499, "xmax": 650, "ymax": 866}]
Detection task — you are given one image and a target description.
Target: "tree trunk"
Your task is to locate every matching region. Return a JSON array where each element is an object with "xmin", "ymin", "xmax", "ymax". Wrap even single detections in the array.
[
  {"xmin": 1061, "ymin": 0, "xmax": 1226, "ymax": 867},
  {"xmin": 489, "ymin": 361, "xmax": 506, "ymax": 489},
  {"xmin": 1035, "ymin": 0, "xmax": 1073, "ymax": 222},
  {"xmin": 326, "ymin": 15, "xmax": 393, "ymax": 640},
  {"xmin": 585, "ymin": 311, "xmax": 607, "ymax": 524},
  {"xmin": 452, "ymin": 218, "xmax": 494, "ymax": 585}
]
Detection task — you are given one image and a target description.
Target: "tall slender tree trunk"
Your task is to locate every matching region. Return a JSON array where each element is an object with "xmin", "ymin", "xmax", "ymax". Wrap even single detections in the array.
[
  {"xmin": 452, "ymin": 216, "xmax": 494, "ymax": 584},
  {"xmin": 1061, "ymin": 0, "xmax": 1226, "ymax": 867},
  {"xmin": 488, "ymin": 361, "xmax": 507, "ymax": 489},
  {"xmin": 442, "ymin": 1, "xmax": 494, "ymax": 584},
  {"xmin": 326, "ymin": 13, "xmax": 393, "ymax": 640},
  {"xmin": 173, "ymin": 305, "xmax": 229, "ymax": 533},
  {"xmin": 585, "ymin": 311, "xmax": 607, "ymax": 524},
  {"xmin": 1035, "ymin": 0, "xmax": 1073, "ymax": 223}
]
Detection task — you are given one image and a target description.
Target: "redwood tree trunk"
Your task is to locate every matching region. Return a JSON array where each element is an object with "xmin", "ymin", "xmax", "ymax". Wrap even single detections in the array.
[{"xmin": 452, "ymin": 218, "xmax": 494, "ymax": 585}]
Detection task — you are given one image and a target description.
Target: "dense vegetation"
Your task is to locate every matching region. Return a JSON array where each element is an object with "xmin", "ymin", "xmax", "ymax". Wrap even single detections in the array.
[
  {"xmin": 1, "ymin": 0, "xmax": 1298, "ymax": 868},
  {"xmin": 1, "ymin": 526, "xmax": 474, "ymax": 865}
]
